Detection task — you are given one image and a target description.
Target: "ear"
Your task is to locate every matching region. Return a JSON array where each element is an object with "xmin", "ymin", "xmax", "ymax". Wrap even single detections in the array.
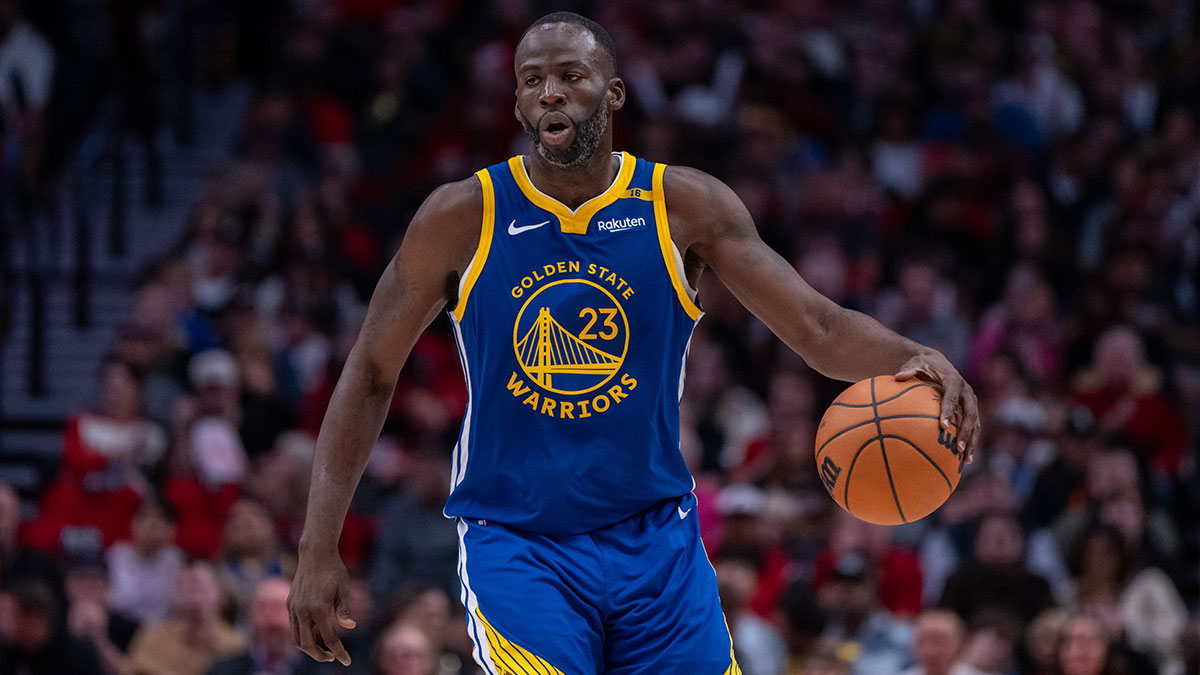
[
  {"xmin": 607, "ymin": 77, "xmax": 626, "ymax": 112},
  {"xmin": 514, "ymin": 101, "xmax": 522, "ymax": 123}
]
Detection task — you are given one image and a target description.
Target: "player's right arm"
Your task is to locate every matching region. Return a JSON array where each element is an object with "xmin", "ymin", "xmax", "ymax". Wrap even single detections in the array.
[{"xmin": 287, "ymin": 176, "xmax": 483, "ymax": 665}]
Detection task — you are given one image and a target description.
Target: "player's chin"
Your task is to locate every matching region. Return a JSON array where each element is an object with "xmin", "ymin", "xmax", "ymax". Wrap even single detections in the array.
[{"xmin": 536, "ymin": 141, "xmax": 581, "ymax": 167}]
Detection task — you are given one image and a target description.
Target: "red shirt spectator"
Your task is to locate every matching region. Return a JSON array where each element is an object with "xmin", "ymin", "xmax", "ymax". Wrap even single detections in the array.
[
  {"xmin": 813, "ymin": 510, "xmax": 924, "ymax": 617},
  {"xmin": 1072, "ymin": 326, "xmax": 1187, "ymax": 476}
]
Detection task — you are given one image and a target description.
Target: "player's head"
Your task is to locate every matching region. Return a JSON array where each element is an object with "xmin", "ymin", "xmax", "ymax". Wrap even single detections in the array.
[{"xmin": 514, "ymin": 12, "xmax": 624, "ymax": 168}]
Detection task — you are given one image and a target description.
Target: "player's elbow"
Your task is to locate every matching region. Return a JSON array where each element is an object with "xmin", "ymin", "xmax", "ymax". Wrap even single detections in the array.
[{"xmin": 343, "ymin": 345, "xmax": 399, "ymax": 401}]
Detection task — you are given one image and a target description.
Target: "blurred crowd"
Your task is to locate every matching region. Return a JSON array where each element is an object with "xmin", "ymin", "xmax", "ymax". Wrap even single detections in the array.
[{"xmin": 2, "ymin": 0, "xmax": 1199, "ymax": 674}]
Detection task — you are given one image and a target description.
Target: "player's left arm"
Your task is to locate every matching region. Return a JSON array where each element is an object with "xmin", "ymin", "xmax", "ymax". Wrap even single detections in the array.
[{"xmin": 664, "ymin": 166, "xmax": 980, "ymax": 460}]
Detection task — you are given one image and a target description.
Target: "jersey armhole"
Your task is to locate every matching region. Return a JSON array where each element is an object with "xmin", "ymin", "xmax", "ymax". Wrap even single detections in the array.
[
  {"xmin": 451, "ymin": 170, "xmax": 496, "ymax": 323},
  {"xmin": 652, "ymin": 163, "xmax": 703, "ymax": 320}
]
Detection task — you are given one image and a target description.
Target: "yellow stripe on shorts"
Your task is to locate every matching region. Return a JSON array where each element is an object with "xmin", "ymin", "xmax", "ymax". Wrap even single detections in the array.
[{"xmin": 475, "ymin": 609, "xmax": 564, "ymax": 675}]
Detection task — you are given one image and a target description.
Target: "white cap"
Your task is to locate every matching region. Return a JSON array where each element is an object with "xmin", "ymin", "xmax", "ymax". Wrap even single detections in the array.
[
  {"xmin": 188, "ymin": 349, "xmax": 239, "ymax": 389},
  {"xmin": 717, "ymin": 483, "xmax": 765, "ymax": 516}
]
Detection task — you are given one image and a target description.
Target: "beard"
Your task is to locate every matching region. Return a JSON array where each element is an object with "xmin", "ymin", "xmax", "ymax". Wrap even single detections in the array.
[{"xmin": 520, "ymin": 99, "xmax": 609, "ymax": 169}]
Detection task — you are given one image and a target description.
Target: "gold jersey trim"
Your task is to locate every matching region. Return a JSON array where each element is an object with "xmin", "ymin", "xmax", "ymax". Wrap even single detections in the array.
[
  {"xmin": 508, "ymin": 152, "xmax": 636, "ymax": 234},
  {"xmin": 453, "ymin": 169, "xmax": 496, "ymax": 322},
  {"xmin": 652, "ymin": 163, "xmax": 703, "ymax": 320}
]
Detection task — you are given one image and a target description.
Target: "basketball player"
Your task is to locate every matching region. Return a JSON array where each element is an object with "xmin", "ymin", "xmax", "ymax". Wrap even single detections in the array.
[{"xmin": 288, "ymin": 12, "xmax": 980, "ymax": 674}]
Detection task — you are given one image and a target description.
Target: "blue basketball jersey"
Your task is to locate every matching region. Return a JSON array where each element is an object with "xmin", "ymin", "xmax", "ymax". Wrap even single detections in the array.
[{"xmin": 443, "ymin": 152, "xmax": 703, "ymax": 535}]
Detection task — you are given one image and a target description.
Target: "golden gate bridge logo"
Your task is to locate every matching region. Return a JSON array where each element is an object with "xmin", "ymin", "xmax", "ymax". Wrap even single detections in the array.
[{"xmin": 512, "ymin": 279, "xmax": 629, "ymax": 396}]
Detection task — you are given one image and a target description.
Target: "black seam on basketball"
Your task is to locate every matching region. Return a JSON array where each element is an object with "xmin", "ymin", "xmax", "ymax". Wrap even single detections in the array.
[
  {"xmin": 827, "ymin": 383, "xmax": 936, "ymax": 408},
  {"xmin": 878, "ymin": 438, "xmax": 905, "ymax": 523},
  {"xmin": 871, "ymin": 378, "xmax": 907, "ymax": 523},
  {"xmin": 815, "ymin": 414, "xmax": 941, "ymax": 460},
  {"xmin": 877, "ymin": 435, "xmax": 953, "ymax": 490},
  {"xmin": 842, "ymin": 434, "xmax": 879, "ymax": 510}
]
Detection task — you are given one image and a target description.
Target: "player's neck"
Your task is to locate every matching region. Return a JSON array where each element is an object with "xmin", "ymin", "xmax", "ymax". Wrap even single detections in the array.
[{"xmin": 523, "ymin": 144, "xmax": 620, "ymax": 210}]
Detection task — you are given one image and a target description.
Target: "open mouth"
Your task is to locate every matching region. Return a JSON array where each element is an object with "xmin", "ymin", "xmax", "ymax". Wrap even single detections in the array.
[{"xmin": 541, "ymin": 115, "xmax": 572, "ymax": 144}]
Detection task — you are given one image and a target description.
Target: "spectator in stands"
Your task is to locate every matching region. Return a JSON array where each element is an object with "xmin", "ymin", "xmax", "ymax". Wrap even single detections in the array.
[
  {"xmin": 369, "ymin": 446, "xmax": 459, "ymax": 601},
  {"xmin": 1067, "ymin": 524, "xmax": 1186, "ymax": 673},
  {"xmin": 63, "ymin": 549, "xmax": 136, "ymax": 674},
  {"xmin": 111, "ymin": 321, "xmax": 189, "ymax": 428},
  {"xmin": 0, "ymin": 578, "xmax": 105, "ymax": 675},
  {"xmin": 206, "ymin": 577, "xmax": 350, "ymax": 675},
  {"xmin": 1054, "ymin": 450, "xmax": 1182, "ymax": 578},
  {"xmin": 817, "ymin": 552, "xmax": 912, "ymax": 675},
  {"xmin": 1025, "ymin": 610, "xmax": 1067, "ymax": 675},
  {"xmin": 1056, "ymin": 613, "xmax": 1113, "ymax": 675},
  {"xmin": 0, "ymin": 483, "xmax": 58, "ymax": 591},
  {"xmin": 899, "ymin": 610, "xmax": 976, "ymax": 675},
  {"xmin": 965, "ymin": 263, "xmax": 1064, "ymax": 386},
  {"xmin": 230, "ymin": 331, "xmax": 295, "ymax": 458},
  {"xmin": 246, "ymin": 430, "xmax": 315, "ymax": 551},
  {"xmin": 68, "ymin": 357, "xmax": 167, "ymax": 497},
  {"xmin": 156, "ymin": 350, "xmax": 247, "ymax": 559},
  {"xmin": 921, "ymin": 473, "xmax": 1068, "ymax": 605},
  {"xmin": 742, "ymin": 370, "xmax": 818, "ymax": 492},
  {"xmin": 375, "ymin": 622, "xmax": 437, "ymax": 675},
  {"xmin": 1071, "ymin": 325, "xmax": 1188, "ymax": 477},
  {"xmin": 715, "ymin": 551, "xmax": 787, "ymax": 675},
  {"xmin": 141, "ymin": 260, "xmax": 221, "ymax": 355},
  {"xmin": 957, "ymin": 610, "xmax": 1022, "ymax": 675},
  {"xmin": 873, "ymin": 256, "xmax": 971, "ymax": 368},
  {"xmin": 127, "ymin": 561, "xmax": 246, "ymax": 675},
  {"xmin": 181, "ymin": 350, "xmax": 249, "ymax": 489},
  {"xmin": 713, "ymin": 484, "xmax": 791, "ymax": 620},
  {"xmin": 28, "ymin": 358, "xmax": 166, "ymax": 550},
  {"xmin": 1024, "ymin": 407, "xmax": 1098, "ymax": 530},
  {"xmin": 814, "ymin": 509, "xmax": 923, "ymax": 617},
  {"xmin": 106, "ymin": 496, "xmax": 185, "ymax": 624},
  {"xmin": 938, "ymin": 510, "xmax": 1054, "ymax": 626},
  {"xmin": 0, "ymin": 0, "xmax": 55, "ymax": 224},
  {"xmin": 682, "ymin": 337, "xmax": 768, "ymax": 473},
  {"xmin": 778, "ymin": 582, "xmax": 826, "ymax": 674},
  {"xmin": 985, "ymin": 395, "xmax": 1052, "ymax": 500},
  {"xmin": 382, "ymin": 583, "xmax": 451, "ymax": 667},
  {"xmin": 216, "ymin": 499, "xmax": 294, "ymax": 622}
]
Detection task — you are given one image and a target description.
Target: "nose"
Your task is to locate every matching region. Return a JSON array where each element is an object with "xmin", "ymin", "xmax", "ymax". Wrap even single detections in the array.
[{"xmin": 539, "ymin": 80, "xmax": 565, "ymax": 107}]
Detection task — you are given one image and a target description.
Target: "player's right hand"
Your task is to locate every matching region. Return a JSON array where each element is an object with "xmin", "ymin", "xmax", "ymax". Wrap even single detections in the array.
[{"xmin": 287, "ymin": 551, "xmax": 357, "ymax": 665}]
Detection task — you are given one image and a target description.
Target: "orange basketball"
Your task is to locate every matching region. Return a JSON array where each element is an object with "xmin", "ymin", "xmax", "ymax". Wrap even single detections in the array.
[{"xmin": 815, "ymin": 376, "xmax": 964, "ymax": 525}]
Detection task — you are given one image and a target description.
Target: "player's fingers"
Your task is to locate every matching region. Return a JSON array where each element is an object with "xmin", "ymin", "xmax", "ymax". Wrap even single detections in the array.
[
  {"xmin": 959, "ymin": 385, "xmax": 981, "ymax": 463},
  {"xmin": 288, "ymin": 604, "xmax": 300, "ymax": 648},
  {"xmin": 315, "ymin": 611, "xmax": 352, "ymax": 666},
  {"xmin": 336, "ymin": 603, "xmax": 358, "ymax": 630},
  {"xmin": 296, "ymin": 611, "xmax": 332, "ymax": 662},
  {"xmin": 960, "ymin": 401, "xmax": 979, "ymax": 466},
  {"xmin": 939, "ymin": 377, "xmax": 963, "ymax": 430},
  {"xmin": 894, "ymin": 367, "xmax": 916, "ymax": 381}
]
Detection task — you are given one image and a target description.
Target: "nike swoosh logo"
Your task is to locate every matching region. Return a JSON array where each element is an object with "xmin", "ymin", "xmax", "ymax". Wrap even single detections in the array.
[
  {"xmin": 678, "ymin": 507, "xmax": 692, "ymax": 520},
  {"xmin": 508, "ymin": 219, "xmax": 551, "ymax": 235}
]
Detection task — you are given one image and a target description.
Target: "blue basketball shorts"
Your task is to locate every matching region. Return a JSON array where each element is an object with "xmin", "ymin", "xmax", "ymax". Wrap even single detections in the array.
[{"xmin": 454, "ymin": 492, "xmax": 741, "ymax": 675}]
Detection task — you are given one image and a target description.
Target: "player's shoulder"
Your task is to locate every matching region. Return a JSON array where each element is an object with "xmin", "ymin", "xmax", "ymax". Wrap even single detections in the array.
[
  {"xmin": 658, "ymin": 164, "xmax": 745, "ymax": 240},
  {"xmin": 420, "ymin": 174, "xmax": 485, "ymax": 221},
  {"xmin": 399, "ymin": 175, "xmax": 486, "ymax": 264},
  {"xmin": 660, "ymin": 164, "xmax": 725, "ymax": 199},
  {"xmin": 660, "ymin": 164, "xmax": 740, "ymax": 212}
]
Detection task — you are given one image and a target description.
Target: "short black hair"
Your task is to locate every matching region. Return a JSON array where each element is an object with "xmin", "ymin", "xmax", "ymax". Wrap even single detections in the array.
[{"xmin": 521, "ymin": 12, "xmax": 616, "ymax": 70}]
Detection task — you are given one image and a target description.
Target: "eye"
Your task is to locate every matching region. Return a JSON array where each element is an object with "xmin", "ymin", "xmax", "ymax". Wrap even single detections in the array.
[
  {"xmin": 564, "ymin": 73, "xmax": 583, "ymax": 82},
  {"xmin": 525, "ymin": 75, "xmax": 541, "ymax": 87}
]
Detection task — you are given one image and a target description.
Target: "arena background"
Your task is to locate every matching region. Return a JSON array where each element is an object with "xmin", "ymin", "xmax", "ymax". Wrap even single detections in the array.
[{"xmin": 1, "ymin": 1, "xmax": 1198, "ymax": 674}]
